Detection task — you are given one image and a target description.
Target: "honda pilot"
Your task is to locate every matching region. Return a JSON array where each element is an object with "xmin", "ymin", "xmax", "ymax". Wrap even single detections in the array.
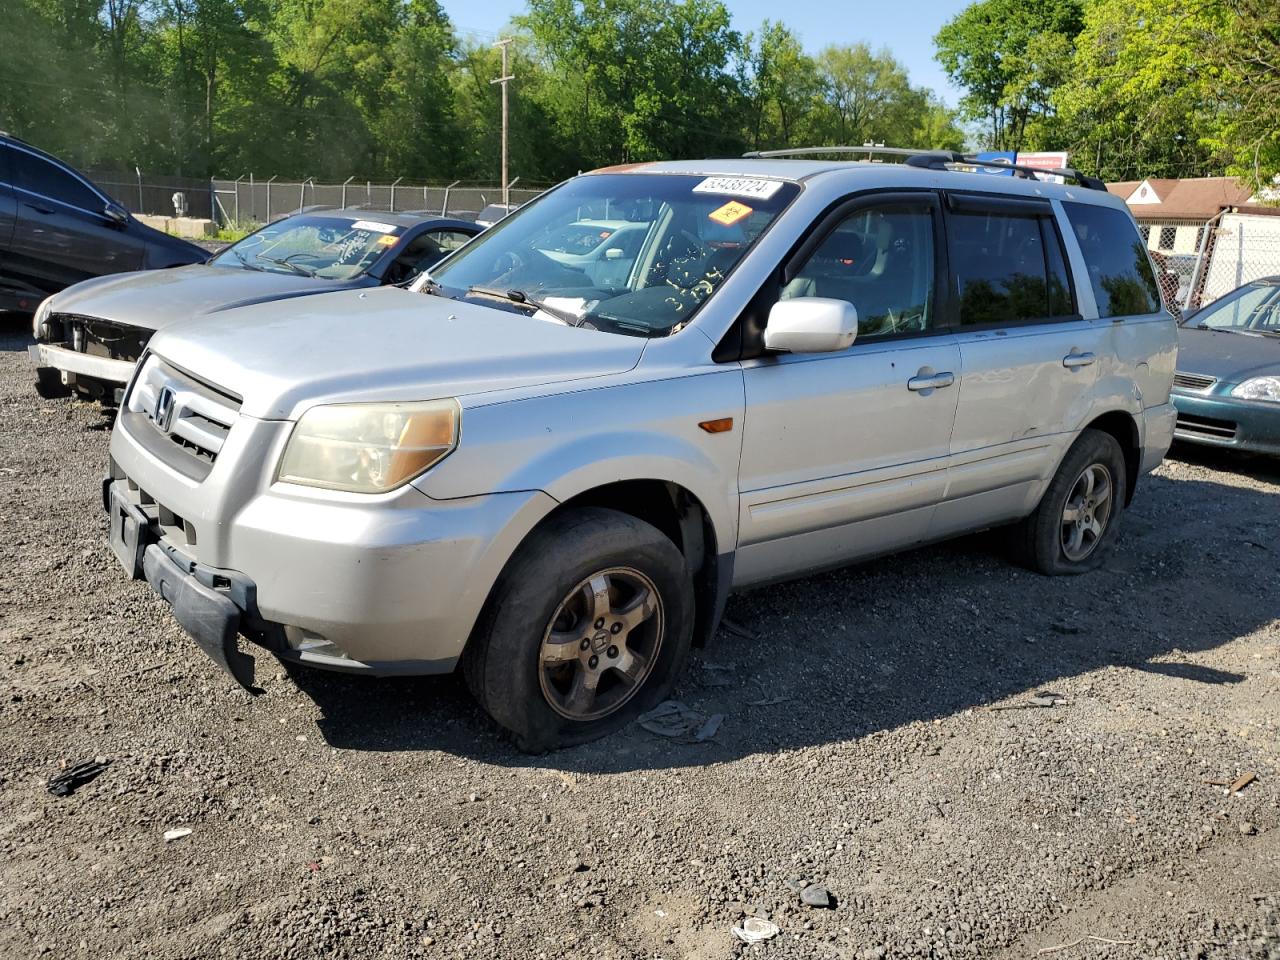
[{"xmin": 105, "ymin": 151, "xmax": 1176, "ymax": 750}]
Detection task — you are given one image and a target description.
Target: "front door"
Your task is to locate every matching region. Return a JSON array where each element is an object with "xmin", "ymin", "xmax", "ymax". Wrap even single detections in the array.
[{"xmin": 735, "ymin": 193, "xmax": 961, "ymax": 586}]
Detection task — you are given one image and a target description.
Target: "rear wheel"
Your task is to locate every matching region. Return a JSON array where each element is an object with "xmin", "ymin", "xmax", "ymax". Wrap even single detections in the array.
[
  {"xmin": 1012, "ymin": 428, "xmax": 1127, "ymax": 575},
  {"xmin": 463, "ymin": 507, "xmax": 694, "ymax": 752}
]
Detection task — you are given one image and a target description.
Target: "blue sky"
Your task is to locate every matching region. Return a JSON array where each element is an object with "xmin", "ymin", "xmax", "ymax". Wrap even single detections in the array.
[{"xmin": 439, "ymin": 0, "xmax": 970, "ymax": 105}]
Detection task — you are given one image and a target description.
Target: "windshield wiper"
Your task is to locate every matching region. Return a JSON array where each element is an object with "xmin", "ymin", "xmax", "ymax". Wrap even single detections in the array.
[
  {"xmin": 257, "ymin": 253, "xmax": 318, "ymax": 278},
  {"xmin": 466, "ymin": 286, "xmax": 583, "ymax": 326},
  {"xmin": 230, "ymin": 248, "xmax": 266, "ymax": 272},
  {"xmin": 1196, "ymin": 324, "xmax": 1262, "ymax": 337}
]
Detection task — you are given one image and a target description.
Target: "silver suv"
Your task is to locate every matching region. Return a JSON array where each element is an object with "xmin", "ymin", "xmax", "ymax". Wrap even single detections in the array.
[{"xmin": 105, "ymin": 152, "xmax": 1176, "ymax": 750}]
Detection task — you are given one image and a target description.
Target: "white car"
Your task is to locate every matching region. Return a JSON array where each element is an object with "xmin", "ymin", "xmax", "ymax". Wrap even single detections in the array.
[{"xmin": 104, "ymin": 151, "xmax": 1176, "ymax": 750}]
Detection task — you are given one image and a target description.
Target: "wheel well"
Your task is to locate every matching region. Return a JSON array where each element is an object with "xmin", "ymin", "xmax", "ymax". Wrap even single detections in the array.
[
  {"xmin": 1084, "ymin": 411, "xmax": 1140, "ymax": 505},
  {"xmin": 553, "ymin": 481, "xmax": 722, "ymax": 646}
]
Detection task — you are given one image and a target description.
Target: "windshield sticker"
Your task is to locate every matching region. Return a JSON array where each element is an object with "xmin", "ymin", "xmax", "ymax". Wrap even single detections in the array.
[
  {"xmin": 692, "ymin": 177, "xmax": 784, "ymax": 200},
  {"xmin": 351, "ymin": 220, "xmax": 397, "ymax": 234},
  {"xmin": 708, "ymin": 200, "xmax": 753, "ymax": 227},
  {"xmin": 376, "ymin": 234, "xmax": 398, "ymax": 246}
]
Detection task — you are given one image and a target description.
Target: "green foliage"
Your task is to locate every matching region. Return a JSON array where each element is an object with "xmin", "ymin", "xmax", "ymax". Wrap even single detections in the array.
[
  {"xmin": 934, "ymin": 0, "xmax": 1083, "ymax": 150},
  {"xmin": 937, "ymin": 0, "xmax": 1280, "ymax": 191},
  {"xmin": 0, "ymin": 0, "xmax": 967, "ymax": 182}
]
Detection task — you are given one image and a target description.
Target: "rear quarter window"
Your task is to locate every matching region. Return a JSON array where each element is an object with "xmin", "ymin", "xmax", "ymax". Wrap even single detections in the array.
[{"xmin": 1063, "ymin": 202, "xmax": 1162, "ymax": 318}]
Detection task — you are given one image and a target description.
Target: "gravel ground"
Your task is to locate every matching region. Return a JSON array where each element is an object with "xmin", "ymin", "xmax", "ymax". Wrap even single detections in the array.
[{"xmin": 1, "ymin": 315, "xmax": 1278, "ymax": 960}]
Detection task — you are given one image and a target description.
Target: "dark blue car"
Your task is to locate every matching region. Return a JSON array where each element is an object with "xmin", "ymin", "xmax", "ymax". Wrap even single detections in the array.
[{"xmin": 1171, "ymin": 276, "xmax": 1280, "ymax": 455}]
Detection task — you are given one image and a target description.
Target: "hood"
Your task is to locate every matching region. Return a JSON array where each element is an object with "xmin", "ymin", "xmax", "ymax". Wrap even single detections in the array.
[
  {"xmin": 49, "ymin": 264, "xmax": 351, "ymax": 331},
  {"xmin": 1176, "ymin": 325, "xmax": 1280, "ymax": 384},
  {"xmin": 148, "ymin": 286, "xmax": 648, "ymax": 420}
]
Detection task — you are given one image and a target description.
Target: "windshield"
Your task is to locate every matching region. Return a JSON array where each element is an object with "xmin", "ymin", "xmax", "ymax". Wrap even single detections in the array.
[
  {"xmin": 1187, "ymin": 282, "xmax": 1280, "ymax": 335},
  {"xmin": 427, "ymin": 173, "xmax": 800, "ymax": 337},
  {"xmin": 212, "ymin": 215, "xmax": 403, "ymax": 279}
]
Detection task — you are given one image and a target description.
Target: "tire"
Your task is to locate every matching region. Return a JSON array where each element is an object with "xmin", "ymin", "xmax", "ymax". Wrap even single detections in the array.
[
  {"xmin": 463, "ymin": 507, "xmax": 694, "ymax": 752},
  {"xmin": 1012, "ymin": 428, "xmax": 1127, "ymax": 575},
  {"xmin": 34, "ymin": 367, "xmax": 70, "ymax": 399}
]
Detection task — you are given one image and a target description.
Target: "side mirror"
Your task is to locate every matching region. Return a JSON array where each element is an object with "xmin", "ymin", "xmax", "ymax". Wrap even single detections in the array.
[
  {"xmin": 763, "ymin": 297, "xmax": 858, "ymax": 353},
  {"xmin": 103, "ymin": 201, "xmax": 129, "ymax": 226},
  {"xmin": 604, "ymin": 247, "xmax": 625, "ymax": 260}
]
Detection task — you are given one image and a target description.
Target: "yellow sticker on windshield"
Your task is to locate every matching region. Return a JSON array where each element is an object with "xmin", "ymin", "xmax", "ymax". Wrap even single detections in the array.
[
  {"xmin": 708, "ymin": 200, "xmax": 752, "ymax": 226},
  {"xmin": 376, "ymin": 234, "xmax": 398, "ymax": 246}
]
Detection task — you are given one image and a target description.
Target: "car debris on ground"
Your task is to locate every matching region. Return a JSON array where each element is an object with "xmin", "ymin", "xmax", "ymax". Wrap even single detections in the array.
[{"xmin": 45, "ymin": 759, "xmax": 109, "ymax": 797}]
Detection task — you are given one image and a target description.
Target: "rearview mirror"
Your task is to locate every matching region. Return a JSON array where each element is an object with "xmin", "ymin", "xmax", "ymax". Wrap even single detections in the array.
[
  {"xmin": 763, "ymin": 297, "xmax": 858, "ymax": 353},
  {"xmin": 103, "ymin": 201, "xmax": 129, "ymax": 226}
]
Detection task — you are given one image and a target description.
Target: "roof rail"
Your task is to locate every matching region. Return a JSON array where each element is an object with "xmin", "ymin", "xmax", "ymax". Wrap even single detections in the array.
[{"xmin": 740, "ymin": 145, "xmax": 1107, "ymax": 191}]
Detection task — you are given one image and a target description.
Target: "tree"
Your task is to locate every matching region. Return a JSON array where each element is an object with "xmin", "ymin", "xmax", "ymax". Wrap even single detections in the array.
[
  {"xmin": 518, "ymin": 0, "xmax": 748, "ymax": 166},
  {"xmin": 1054, "ymin": 0, "xmax": 1225, "ymax": 181},
  {"xmin": 934, "ymin": 0, "xmax": 1083, "ymax": 150},
  {"xmin": 743, "ymin": 21, "xmax": 819, "ymax": 150}
]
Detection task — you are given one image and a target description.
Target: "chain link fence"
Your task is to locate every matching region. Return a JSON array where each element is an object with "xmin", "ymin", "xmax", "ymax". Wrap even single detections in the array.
[
  {"xmin": 85, "ymin": 169, "xmax": 214, "ymax": 220},
  {"xmin": 1137, "ymin": 212, "xmax": 1280, "ymax": 314},
  {"xmin": 210, "ymin": 177, "xmax": 551, "ymax": 228}
]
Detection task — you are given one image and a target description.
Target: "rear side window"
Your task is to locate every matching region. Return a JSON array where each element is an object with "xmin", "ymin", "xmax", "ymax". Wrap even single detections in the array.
[
  {"xmin": 9, "ymin": 149, "xmax": 102, "ymax": 212},
  {"xmin": 947, "ymin": 207, "xmax": 1074, "ymax": 326},
  {"xmin": 1063, "ymin": 202, "xmax": 1161, "ymax": 317}
]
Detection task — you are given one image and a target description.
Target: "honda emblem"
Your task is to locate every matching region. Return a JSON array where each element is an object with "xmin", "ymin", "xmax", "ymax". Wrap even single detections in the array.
[{"xmin": 153, "ymin": 386, "xmax": 176, "ymax": 432}]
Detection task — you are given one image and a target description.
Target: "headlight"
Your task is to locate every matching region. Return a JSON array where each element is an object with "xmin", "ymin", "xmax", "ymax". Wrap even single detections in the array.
[
  {"xmin": 32, "ymin": 296, "xmax": 54, "ymax": 340},
  {"xmin": 1231, "ymin": 377, "xmax": 1280, "ymax": 403},
  {"xmin": 277, "ymin": 399, "xmax": 460, "ymax": 493}
]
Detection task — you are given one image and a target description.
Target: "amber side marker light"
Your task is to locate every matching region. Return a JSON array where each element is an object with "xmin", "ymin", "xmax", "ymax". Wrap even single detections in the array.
[{"xmin": 698, "ymin": 417, "xmax": 734, "ymax": 434}]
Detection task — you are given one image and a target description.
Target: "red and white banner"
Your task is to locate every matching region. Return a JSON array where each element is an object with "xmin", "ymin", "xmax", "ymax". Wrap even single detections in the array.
[{"xmin": 1015, "ymin": 152, "xmax": 1070, "ymax": 183}]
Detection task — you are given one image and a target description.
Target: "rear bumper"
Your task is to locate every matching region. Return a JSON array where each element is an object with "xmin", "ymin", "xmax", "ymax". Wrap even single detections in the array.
[
  {"xmin": 1140, "ymin": 402, "xmax": 1176, "ymax": 475},
  {"xmin": 29, "ymin": 342, "xmax": 135, "ymax": 385},
  {"xmin": 1171, "ymin": 391, "xmax": 1280, "ymax": 455}
]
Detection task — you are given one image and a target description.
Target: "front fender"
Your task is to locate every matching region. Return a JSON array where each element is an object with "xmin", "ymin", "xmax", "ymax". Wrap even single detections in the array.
[{"xmin": 414, "ymin": 371, "xmax": 746, "ymax": 552}]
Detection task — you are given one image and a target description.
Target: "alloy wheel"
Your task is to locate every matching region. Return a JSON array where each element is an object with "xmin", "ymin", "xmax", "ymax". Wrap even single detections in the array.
[
  {"xmin": 538, "ymin": 567, "xmax": 664, "ymax": 721},
  {"xmin": 1060, "ymin": 463, "xmax": 1114, "ymax": 562}
]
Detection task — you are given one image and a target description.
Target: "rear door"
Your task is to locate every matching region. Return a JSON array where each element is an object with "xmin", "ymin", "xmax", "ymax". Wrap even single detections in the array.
[
  {"xmin": 933, "ymin": 192, "xmax": 1107, "ymax": 538},
  {"xmin": 1060, "ymin": 200, "xmax": 1174, "ymax": 415},
  {"xmin": 8, "ymin": 144, "xmax": 145, "ymax": 293},
  {"xmin": 735, "ymin": 191, "xmax": 962, "ymax": 585}
]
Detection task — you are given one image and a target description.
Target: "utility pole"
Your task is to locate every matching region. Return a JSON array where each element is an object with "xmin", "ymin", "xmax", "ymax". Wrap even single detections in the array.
[{"xmin": 491, "ymin": 38, "xmax": 515, "ymax": 206}]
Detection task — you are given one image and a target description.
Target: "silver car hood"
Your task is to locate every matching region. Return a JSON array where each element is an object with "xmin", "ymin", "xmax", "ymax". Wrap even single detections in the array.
[
  {"xmin": 50, "ymin": 264, "xmax": 334, "ymax": 330},
  {"xmin": 148, "ymin": 287, "xmax": 648, "ymax": 420}
]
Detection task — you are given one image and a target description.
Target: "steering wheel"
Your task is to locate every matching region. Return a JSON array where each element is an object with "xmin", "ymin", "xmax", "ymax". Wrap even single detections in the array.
[{"xmin": 653, "ymin": 229, "xmax": 708, "ymax": 291}]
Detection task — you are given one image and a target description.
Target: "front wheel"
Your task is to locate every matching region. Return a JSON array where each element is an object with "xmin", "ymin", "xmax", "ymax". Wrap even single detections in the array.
[
  {"xmin": 463, "ymin": 507, "xmax": 694, "ymax": 752},
  {"xmin": 1012, "ymin": 428, "xmax": 1127, "ymax": 575}
]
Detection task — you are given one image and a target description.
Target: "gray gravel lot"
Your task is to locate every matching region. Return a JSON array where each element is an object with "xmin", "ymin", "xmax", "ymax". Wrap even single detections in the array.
[{"xmin": 1, "ymin": 315, "xmax": 1278, "ymax": 960}]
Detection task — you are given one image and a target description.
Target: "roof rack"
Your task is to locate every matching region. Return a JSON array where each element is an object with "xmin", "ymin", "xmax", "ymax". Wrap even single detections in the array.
[{"xmin": 740, "ymin": 145, "xmax": 1107, "ymax": 191}]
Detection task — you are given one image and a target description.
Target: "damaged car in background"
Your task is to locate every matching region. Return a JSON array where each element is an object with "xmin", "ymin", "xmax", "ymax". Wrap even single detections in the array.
[{"xmin": 29, "ymin": 210, "xmax": 481, "ymax": 403}]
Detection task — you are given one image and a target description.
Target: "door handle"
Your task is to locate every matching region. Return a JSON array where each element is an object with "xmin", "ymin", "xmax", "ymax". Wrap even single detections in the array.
[
  {"xmin": 1063, "ymin": 352, "xmax": 1096, "ymax": 369},
  {"xmin": 907, "ymin": 371, "xmax": 955, "ymax": 391},
  {"xmin": 23, "ymin": 201, "xmax": 55, "ymax": 215}
]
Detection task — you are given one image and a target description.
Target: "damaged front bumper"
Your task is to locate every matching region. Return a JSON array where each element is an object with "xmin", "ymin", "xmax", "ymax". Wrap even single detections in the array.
[
  {"xmin": 107, "ymin": 478, "xmax": 269, "ymax": 688},
  {"xmin": 29, "ymin": 342, "xmax": 135, "ymax": 400}
]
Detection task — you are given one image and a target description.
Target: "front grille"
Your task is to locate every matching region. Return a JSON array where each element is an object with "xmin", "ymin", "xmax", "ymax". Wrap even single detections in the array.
[
  {"xmin": 126, "ymin": 355, "xmax": 241, "ymax": 473},
  {"xmin": 1176, "ymin": 412, "xmax": 1238, "ymax": 440},
  {"xmin": 116, "ymin": 475, "xmax": 198, "ymax": 549},
  {"xmin": 1173, "ymin": 371, "xmax": 1217, "ymax": 391}
]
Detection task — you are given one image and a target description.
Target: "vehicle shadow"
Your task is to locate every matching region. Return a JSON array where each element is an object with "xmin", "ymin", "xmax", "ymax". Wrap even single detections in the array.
[
  {"xmin": 290, "ymin": 469, "xmax": 1280, "ymax": 773},
  {"xmin": 1168, "ymin": 439, "xmax": 1280, "ymax": 484},
  {"xmin": 0, "ymin": 312, "xmax": 35, "ymax": 352}
]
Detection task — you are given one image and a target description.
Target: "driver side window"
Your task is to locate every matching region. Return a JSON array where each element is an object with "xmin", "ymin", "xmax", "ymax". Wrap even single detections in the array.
[{"xmin": 783, "ymin": 202, "xmax": 936, "ymax": 339}]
